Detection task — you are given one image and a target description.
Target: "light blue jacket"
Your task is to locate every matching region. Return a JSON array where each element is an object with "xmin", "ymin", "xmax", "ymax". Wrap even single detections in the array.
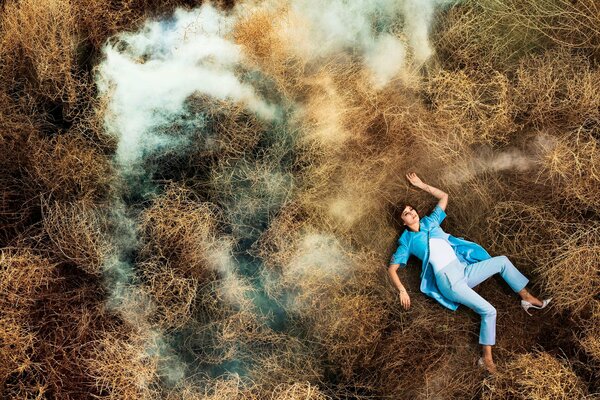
[{"xmin": 390, "ymin": 205, "xmax": 492, "ymax": 311}]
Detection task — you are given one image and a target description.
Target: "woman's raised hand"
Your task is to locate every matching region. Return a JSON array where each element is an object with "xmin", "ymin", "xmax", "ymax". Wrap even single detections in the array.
[
  {"xmin": 399, "ymin": 290, "xmax": 411, "ymax": 310},
  {"xmin": 406, "ymin": 172, "xmax": 424, "ymax": 188}
]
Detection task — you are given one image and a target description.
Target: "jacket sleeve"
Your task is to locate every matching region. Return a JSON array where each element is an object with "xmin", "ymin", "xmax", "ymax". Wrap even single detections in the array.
[
  {"xmin": 426, "ymin": 204, "xmax": 447, "ymax": 227},
  {"xmin": 390, "ymin": 238, "xmax": 409, "ymax": 267}
]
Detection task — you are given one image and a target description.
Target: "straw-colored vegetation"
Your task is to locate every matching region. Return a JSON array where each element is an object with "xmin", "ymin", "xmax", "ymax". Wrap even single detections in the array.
[
  {"xmin": 482, "ymin": 351, "xmax": 588, "ymax": 399},
  {"xmin": 1, "ymin": 0, "xmax": 599, "ymax": 398},
  {"xmin": 41, "ymin": 199, "xmax": 114, "ymax": 275}
]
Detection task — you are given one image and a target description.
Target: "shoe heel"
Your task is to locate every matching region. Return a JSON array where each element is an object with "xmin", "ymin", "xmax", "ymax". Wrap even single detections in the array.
[{"xmin": 521, "ymin": 300, "xmax": 533, "ymax": 316}]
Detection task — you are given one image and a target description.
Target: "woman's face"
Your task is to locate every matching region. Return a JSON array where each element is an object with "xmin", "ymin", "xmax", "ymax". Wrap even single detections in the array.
[{"xmin": 400, "ymin": 205, "xmax": 419, "ymax": 227}]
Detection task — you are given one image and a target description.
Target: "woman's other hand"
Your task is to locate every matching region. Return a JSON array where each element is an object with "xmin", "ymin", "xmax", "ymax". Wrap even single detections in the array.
[
  {"xmin": 406, "ymin": 172, "xmax": 424, "ymax": 188},
  {"xmin": 399, "ymin": 289, "xmax": 411, "ymax": 309}
]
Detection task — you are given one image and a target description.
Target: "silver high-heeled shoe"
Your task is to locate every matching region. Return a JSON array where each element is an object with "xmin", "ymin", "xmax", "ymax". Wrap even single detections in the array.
[{"xmin": 520, "ymin": 298, "xmax": 552, "ymax": 316}]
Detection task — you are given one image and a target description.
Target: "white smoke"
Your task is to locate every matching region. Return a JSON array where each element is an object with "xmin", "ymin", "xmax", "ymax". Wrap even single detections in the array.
[
  {"xmin": 280, "ymin": 0, "xmax": 450, "ymax": 87},
  {"xmin": 364, "ymin": 34, "xmax": 408, "ymax": 88},
  {"xmin": 402, "ymin": 0, "xmax": 436, "ymax": 64},
  {"xmin": 287, "ymin": 233, "xmax": 350, "ymax": 278},
  {"xmin": 94, "ymin": 4, "xmax": 283, "ymax": 386},
  {"xmin": 92, "ymin": 0, "xmax": 455, "ymax": 386},
  {"xmin": 96, "ymin": 4, "xmax": 278, "ymax": 168},
  {"xmin": 442, "ymin": 133, "xmax": 558, "ymax": 184}
]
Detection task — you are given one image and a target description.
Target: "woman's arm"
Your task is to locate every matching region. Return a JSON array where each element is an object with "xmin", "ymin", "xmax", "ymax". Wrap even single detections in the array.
[
  {"xmin": 406, "ymin": 172, "xmax": 448, "ymax": 211},
  {"xmin": 388, "ymin": 264, "xmax": 411, "ymax": 309}
]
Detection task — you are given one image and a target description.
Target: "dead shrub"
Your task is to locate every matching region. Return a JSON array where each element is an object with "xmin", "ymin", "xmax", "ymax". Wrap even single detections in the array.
[
  {"xmin": 540, "ymin": 128, "xmax": 600, "ymax": 212},
  {"xmin": 27, "ymin": 133, "xmax": 113, "ymax": 203},
  {"xmin": 260, "ymin": 224, "xmax": 388, "ymax": 380},
  {"xmin": 493, "ymin": 0, "xmax": 600, "ymax": 54},
  {"xmin": 0, "ymin": 0, "xmax": 81, "ymax": 111},
  {"xmin": 0, "ymin": 248, "xmax": 115, "ymax": 399},
  {"xmin": 427, "ymin": 69, "xmax": 518, "ymax": 145},
  {"xmin": 536, "ymin": 243, "xmax": 600, "ymax": 318},
  {"xmin": 0, "ymin": 317, "xmax": 36, "ymax": 385},
  {"xmin": 233, "ymin": 7, "xmax": 309, "ymax": 98},
  {"xmin": 0, "ymin": 248, "xmax": 56, "ymax": 318},
  {"xmin": 209, "ymin": 154, "xmax": 295, "ymax": 239},
  {"xmin": 482, "ymin": 351, "xmax": 587, "ymax": 399},
  {"xmin": 369, "ymin": 295, "xmax": 480, "ymax": 398},
  {"xmin": 162, "ymin": 377, "xmax": 247, "ymax": 400},
  {"xmin": 162, "ymin": 378, "xmax": 329, "ymax": 400},
  {"xmin": 246, "ymin": 335, "xmax": 324, "ymax": 393},
  {"xmin": 432, "ymin": 0, "xmax": 552, "ymax": 72},
  {"xmin": 270, "ymin": 382, "xmax": 329, "ymax": 400},
  {"xmin": 435, "ymin": 0, "xmax": 600, "ymax": 69},
  {"xmin": 486, "ymin": 201, "xmax": 567, "ymax": 268},
  {"xmin": 85, "ymin": 329, "xmax": 161, "ymax": 400},
  {"xmin": 578, "ymin": 303, "xmax": 600, "ymax": 366},
  {"xmin": 514, "ymin": 50, "xmax": 600, "ymax": 130},
  {"xmin": 2, "ymin": 0, "xmax": 600, "ymax": 396},
  {"xmin": 139, "ymin": 184, "xmax": 225, "ymax": 281},
  {"xmin": 0, "ymin": 134, "xmax": 39, "ymax": 243},
  {"xmin": 252, "ymin": 202, "xmax": 308, "ymax": 271},
  {"xmin": 189, "ymin": 97, "xmax": 265, "ymax": 161},
  {"xmin": 41, "ymin": 199, "xmax": 113, "ymax": 276},
  {"xmin": 30, "ymin": 281, "xmax": 118, "ymax": 398},
  {"xmin": 487, "ymin": 201, "xmax": 600, "ymax": 317},
  {"xmin": 286, "ymin": 253, "xmax": 386, "ymax": 379},
  {"xmin": 141, "ymin": 260, "xmax": 198, "ymax": 331}
]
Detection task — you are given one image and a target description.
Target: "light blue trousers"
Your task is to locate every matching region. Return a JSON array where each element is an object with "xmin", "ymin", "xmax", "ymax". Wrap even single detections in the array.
[{"xmin": 434, "ymin": 256, "xmax": 529, "ymax": 346}]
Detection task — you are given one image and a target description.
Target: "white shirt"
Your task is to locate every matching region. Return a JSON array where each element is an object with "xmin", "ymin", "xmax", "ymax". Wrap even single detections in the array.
[{"xmin": 428, "ymin": 237, "xmax": 459, "ymax": 273}]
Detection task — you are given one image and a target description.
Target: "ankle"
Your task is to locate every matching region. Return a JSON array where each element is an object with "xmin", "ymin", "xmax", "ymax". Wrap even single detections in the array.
[
  {"xmin": 523, "ymin": 294, "xmax": 543, "ymax": 306},
  {"xmin": 521, "ymin": 292, "xmax": 536, "ymax": 302}
]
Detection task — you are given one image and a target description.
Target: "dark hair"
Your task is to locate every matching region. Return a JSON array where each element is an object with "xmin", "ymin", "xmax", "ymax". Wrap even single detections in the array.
[{"xmin": 388, "ymin": 202, "xmax": 419, "ymax": 232}]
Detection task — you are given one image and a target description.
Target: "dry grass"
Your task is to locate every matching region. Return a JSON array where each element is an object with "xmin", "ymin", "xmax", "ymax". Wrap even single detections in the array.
[
  {"xmin": 85, "ymin": 329, "xmax": 161, "ymax": 400},
  {"xmin": 0, "ymin": 248, "xmax": 57, "ymax": 318},
  {"xmin": 41, "ymin": 199, "xmax": 114, "ymax": 276},
  {"xmin": 367, "ymin": 293, "xmax": 483, "ymax": 398},
  {"xmin": 139, "ymin": 184, "xmax": 226, "ymax": 281},
  {"xmin": 233, "ymin": 6, "xmax": 311, "ymax": 99},
  {"xmin": 0, "ymin": 316, "xmax": 36, "ymax": 387},
  {"xmin": 1, "ymin": 0, "xmax": 600, "ymax": 397},
  {"xmin": 536, "ymin": 244, "xmax": 600, "ymax": 317},
  {"xmin": 540, "ymin": 128, "xmax": 600, "ymax": 212},
  {"xmin": 490, "ymin": 0, "xmax": 600, "ymax": 54},
  {"xmin": 482, "ymin": 351, "xmax": 588, "ymax": 399},
  {"xmin": 427, "ymin": 69, "xmax": 518, "ymax": 145},
  {"xmin": 514, "ymin": 50, "xmax": 600, "ymax": 131},
  {"xmin": 487, "ymin": 201, "xmax": 600, "ymax": 318},
  {"xmin": 26, "ymin": 132, "xmax": 113, "ymax": 203},
  {"xmin": 0, "ymin": 0, "xmax": 80, "ymax": 109},
  {"xmin": 579, "ymin": 304, "xmax": 600, "ymax": 367}
]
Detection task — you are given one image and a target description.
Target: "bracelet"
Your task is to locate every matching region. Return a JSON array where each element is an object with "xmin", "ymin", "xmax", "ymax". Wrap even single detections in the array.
[{"xmin": 399, "ymin": 289, "xmax": 406, "ymax": 293}]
